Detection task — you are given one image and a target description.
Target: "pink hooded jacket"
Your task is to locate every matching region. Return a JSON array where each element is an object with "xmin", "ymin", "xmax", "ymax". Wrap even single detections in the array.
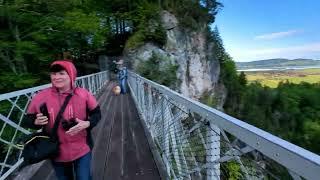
[{"xmin": 26, "ymin": 60, "xmax": 99, "ymax": 162}]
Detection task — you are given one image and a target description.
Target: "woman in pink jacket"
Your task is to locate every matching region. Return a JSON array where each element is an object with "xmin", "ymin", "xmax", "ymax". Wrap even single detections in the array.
[{"xmin": 24, "ymin": 60, "xmax": 101, "ymax": 180}]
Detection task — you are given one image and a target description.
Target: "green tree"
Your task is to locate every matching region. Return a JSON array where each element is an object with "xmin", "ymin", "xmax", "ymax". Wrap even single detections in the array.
[
  {"xmin": 239, "ymin": 71, "xmax": 247, "ymax": 86},
  {"xmin": 137, "ymin": 52, "xmax": 179, "ymax": 88},
  {"xmin": 0, "ymin": 0, "xmax": 112, "ymax": 92}
]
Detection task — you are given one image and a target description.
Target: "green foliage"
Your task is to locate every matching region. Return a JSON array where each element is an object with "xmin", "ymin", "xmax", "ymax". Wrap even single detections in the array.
[
  {"xmin": 212, "ymin": 27, "xmax": 245, "ymax": 115},
  {"xmin": 0, "ymin": 73, "xmax": 41, "ymax": 93},
  {"xmin": 199, "ymin": 90, "xmax": 217, "ymax": 107},
  {"xmin": 137, "ymin": 52, "xmax": 179, "ymax": 88},
  {"xmin": 210, "ymin": 26, "xmax": 226, "ymax": 62},
  {"xmin": 163, "ymin": 0, "xmax": 222, "ymax": 30},
  {"xmin": 64, "ymin": 10, "xmax": 100, "ymax": 33},
  {"xmin": 233, "ymin": 81, "xmax": 320, "ymax": 154},
  {"xmin": 304, "ymin": 121, "xmax": 320, "ymax": 152},
  {"xmin": 63, "ymin": 9, "xmax": 109, "ymax": 51},
  {"xmin": 126, "ymin": 30, "xmax": 146, "ymax": 49},
  {"xmin": 0, "ymin": 0, "xmax": 113, "ymax": 92},
  {"xmin": 205, "ymin": 26, "xmax": 254, "ymax": 124},
  {"xmin": 126, "ymin": 24, "xmax": 166, "ymax": 49},
  {"xmin": 224, "ymin": 161, "xmax": 243, "ymax": 180},
  {"xmin": 126, "ymin": 2, "xmax": 166, "ymax": 49},
  {"xmin": 238, "ymin": 71, "xmax": 247, "ymax": 86},
  {"xmin": 220, "ymin": 58, "xmax": 238, "ymax": 87},
  {"xmin": 211, "ymin": 27, "xmax": 238, "ymax": 86}
]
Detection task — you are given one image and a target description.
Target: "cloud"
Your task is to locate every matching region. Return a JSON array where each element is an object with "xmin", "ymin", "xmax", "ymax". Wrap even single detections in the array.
[
  {"xmin": 231, "ymin": 42, "xmax": 320, "ymax": 61},
  {"xmin": 254, "ymin": 30, "xmax": 302, "ymax": 40},
  {"xmin": 249, "ymin": 43, "xmax": 320, "ymax": 55}
]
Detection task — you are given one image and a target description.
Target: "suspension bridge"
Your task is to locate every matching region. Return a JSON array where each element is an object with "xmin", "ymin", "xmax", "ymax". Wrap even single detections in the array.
[{"xmin": 0, "ymin": 70, "xmax": 319, "ymax": 180}]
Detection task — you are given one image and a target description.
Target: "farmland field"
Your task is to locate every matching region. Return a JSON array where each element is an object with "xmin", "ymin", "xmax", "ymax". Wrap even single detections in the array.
[{"xmin": 242, "ymin": 68, "xmax": 320, "ymax": 88}]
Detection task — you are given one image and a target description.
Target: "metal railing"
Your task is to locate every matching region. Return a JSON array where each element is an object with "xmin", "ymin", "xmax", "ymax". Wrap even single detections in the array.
[
  {"xmin": 128, "ymin": 71, "xmax": 320, "ymax": 180},
  {"xmin": 0, "ymin": 71, "xmax": 109, "ymax": 180}
]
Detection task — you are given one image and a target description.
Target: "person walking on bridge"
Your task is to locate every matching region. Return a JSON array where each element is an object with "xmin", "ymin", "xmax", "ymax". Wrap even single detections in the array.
[
  {"xmin": 116, "ymin": 59, "xmax": 128, "ymax": 94},
  {"xmin": 23, "ymin": 60, "xmax": 101, "ymax": 180}
]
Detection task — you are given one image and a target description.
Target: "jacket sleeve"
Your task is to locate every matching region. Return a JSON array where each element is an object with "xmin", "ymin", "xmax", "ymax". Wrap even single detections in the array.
[
  {"xmin": 88, "ymin": 106, "xmax": 101, "ymax": 130},
  {"xmin": 86, "ymin": 91, "xmax": 101, "ymax": 130},
  {"xmin": 22, "ymin": 113, "xmax": 42, "ymax": 130}
]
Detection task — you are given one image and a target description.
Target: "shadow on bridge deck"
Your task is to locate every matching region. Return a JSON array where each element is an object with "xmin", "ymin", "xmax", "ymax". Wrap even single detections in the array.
[{"xmin": 23, "ymin": 82, "xmax": 161, "ymax": 180}]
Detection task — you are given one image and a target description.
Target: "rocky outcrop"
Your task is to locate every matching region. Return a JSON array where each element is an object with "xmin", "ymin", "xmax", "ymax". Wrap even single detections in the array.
[{"xmin": 124, "ymin": 11, "xmax": 225, "ymax": 109}]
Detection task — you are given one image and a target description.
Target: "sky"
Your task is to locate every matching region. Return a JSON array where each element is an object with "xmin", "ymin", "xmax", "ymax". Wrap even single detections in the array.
[{"xmin": 214, "ymin": 0, "xmax": 320, "ymax": 62}]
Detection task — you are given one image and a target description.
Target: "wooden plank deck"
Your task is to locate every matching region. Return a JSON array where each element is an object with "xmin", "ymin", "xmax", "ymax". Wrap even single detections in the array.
[{"xmin": 27, "ymin": 82, "xmax": 161, "ymax": 180}]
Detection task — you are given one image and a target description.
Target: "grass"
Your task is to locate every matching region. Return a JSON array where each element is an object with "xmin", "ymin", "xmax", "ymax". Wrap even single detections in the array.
[{"xmin": 243, "ymin": 68, "xmax": 320, "ymax": 88}]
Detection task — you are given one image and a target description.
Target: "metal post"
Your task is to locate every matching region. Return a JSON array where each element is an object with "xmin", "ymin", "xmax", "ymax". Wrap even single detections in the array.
[{"xmin": 207, "ymin": 122, "xmax": 220, "ymax": 179}]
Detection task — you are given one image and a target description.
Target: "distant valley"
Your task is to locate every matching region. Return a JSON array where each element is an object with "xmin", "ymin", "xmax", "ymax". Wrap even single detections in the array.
[{"xmin": 236, "ymin": 58, "xmax": 320, "ymax": 70}]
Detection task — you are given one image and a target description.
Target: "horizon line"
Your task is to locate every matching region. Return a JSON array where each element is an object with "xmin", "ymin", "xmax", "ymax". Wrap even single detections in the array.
[{"xmin": 234, "ymin": 58, "xmax": 320, "ymax": 63}]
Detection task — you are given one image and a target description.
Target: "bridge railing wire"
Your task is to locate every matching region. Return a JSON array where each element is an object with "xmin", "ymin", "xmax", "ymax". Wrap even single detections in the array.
[
  {"xmin": 0, "ymin": 71, "xmax": 109, "ymax": 180},
  {"xmin": 128, "ymin": 71, "xmax": 320, "ymax": 180}
]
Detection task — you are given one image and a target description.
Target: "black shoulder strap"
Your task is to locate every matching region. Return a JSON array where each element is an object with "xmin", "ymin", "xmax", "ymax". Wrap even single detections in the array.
[{"xmin": 51, "ymin": 94, "xmax": 73, "ymax": 138}]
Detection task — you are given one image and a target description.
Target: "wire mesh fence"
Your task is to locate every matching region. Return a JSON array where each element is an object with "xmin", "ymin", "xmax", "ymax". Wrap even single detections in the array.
[
  {"xmin": 128, "ymin": 71, "xmax": 320, "ymax": 180},
  {"xmin": 0, "ymin": 71, "xmax": 108, "ymax": 179}
]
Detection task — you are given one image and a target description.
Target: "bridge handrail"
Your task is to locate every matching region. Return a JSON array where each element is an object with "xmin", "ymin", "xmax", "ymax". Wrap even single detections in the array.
[
  {"xmin": 0, "ymin": 71, "xmax": 108, "ymax": 101},
  {"xmin": 128, "ymin": 71, "xmax": 320, "ymax": 180}
]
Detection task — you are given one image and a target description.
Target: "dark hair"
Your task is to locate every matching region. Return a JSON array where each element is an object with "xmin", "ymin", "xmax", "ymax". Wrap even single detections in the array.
[{"xmin": 50, "ymin": 64, "xmax": 65, "ymax": 72}]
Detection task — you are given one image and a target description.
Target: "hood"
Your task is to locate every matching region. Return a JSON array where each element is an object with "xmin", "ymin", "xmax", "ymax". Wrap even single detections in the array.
[{"xmin": 51, "ymin": 60, "xmax": 77, "ymax": 88}]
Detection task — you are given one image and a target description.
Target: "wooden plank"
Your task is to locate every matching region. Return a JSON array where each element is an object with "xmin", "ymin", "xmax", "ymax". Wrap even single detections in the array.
[
  {"xmin": 91, "ymin": 82, "xmax": 117, "ymax": 179},
  {"xmin": 125, "ymin": 94, "xmax": 161, "ymax": 180},
  {"xmin": 103, "ymin": 93, "xmax": 160, "ymax": 179},
  {"xmin": 122, "ymin": 94, "xmax": 140, "ymax": 179},
  {"xmin": 103, "ymin": 94, "xmax": 124, "ymax": 179}
]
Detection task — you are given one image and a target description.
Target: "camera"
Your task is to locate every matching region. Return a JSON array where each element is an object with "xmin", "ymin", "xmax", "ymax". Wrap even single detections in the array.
[{"xmin": 61, "ymin": 118, "xmax": 78, "ymax": 131}]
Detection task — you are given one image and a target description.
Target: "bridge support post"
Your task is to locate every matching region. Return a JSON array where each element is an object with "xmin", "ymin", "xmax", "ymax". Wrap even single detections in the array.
[
  {"xmin": 161, "ymin": 97, "xmax": 171, "ymax": 177},
  {"xmin": 207, "ymin": 122, "xmax": 220, "ymax": 179}
]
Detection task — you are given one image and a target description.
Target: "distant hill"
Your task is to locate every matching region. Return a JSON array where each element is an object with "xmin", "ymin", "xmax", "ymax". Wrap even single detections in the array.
[{"xmin": 236, "ymin": 58, "xmax": 320, "ymax": 70}]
